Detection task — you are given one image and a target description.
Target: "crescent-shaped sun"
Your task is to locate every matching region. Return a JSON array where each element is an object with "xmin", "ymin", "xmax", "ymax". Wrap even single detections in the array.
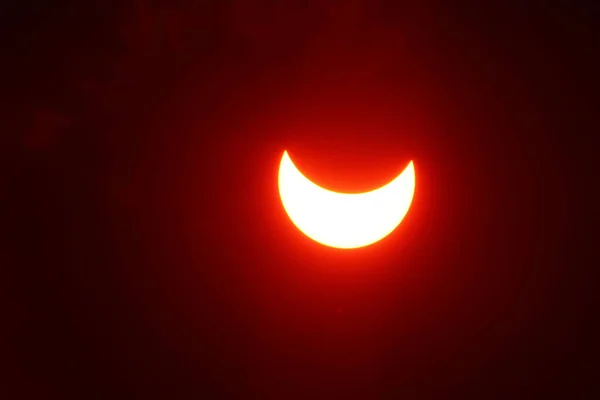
[{"xmin": 277, "ymin": 151, "xmax": 416, "ymax": 249}]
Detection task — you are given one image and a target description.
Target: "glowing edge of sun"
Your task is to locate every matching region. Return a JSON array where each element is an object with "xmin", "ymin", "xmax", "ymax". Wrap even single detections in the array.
[{"xmin": 278, "ymin": 151, "xmax": 415, "ymax": 249}]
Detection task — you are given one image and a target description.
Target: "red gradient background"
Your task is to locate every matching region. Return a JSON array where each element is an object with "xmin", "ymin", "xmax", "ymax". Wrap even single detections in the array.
[{"xmin": 4, "ymin": 1, "xmax": 595, "ymax": 398}]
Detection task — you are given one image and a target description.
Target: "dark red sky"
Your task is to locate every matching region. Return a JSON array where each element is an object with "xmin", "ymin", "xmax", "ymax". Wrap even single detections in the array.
[{"xmin": 4, "ymin": 1, "xmax": 596, "ymax": 398}]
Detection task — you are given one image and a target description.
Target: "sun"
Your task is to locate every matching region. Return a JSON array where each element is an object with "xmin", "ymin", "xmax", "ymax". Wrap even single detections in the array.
[{"xmin": 277, "ymin": 151, "xmax": 415, "ymax": 249}]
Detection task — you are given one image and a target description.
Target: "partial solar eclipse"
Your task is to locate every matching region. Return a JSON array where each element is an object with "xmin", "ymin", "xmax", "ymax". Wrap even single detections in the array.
[{"xmin": 278, "ymin": 151, "xmax": 415, "ymax": 249}]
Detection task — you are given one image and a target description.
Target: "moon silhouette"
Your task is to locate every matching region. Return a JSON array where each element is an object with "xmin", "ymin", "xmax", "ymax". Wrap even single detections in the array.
[{"xmin": 277, "ymin": 151, "xmax": 415, "ymax": 249}]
